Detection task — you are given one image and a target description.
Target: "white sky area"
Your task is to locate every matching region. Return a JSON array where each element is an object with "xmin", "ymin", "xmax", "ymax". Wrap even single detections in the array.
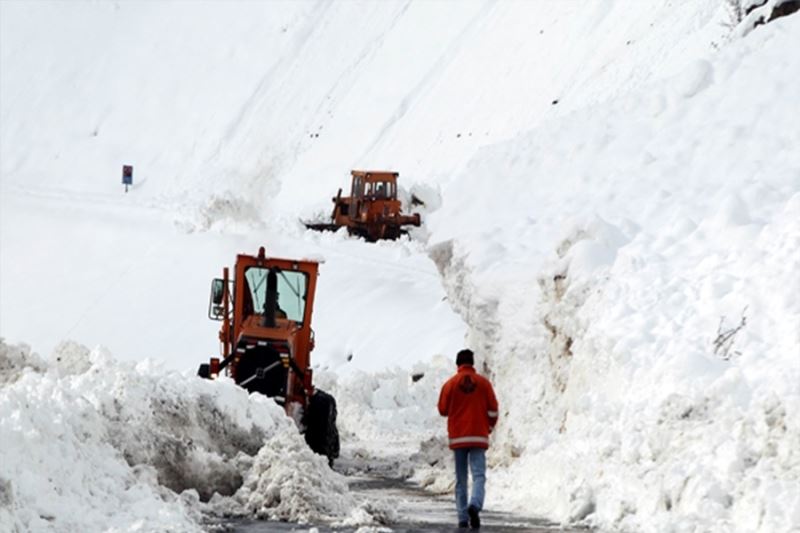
[{"xmin": 1, "ymin": 1, "xmax": 798, "ymax": 532}]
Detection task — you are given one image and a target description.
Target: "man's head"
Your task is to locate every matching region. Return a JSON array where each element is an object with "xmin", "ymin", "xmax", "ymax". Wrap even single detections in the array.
[{"xmin": 456, "ymin": 349, "xmax": 474, "ymax": 366}]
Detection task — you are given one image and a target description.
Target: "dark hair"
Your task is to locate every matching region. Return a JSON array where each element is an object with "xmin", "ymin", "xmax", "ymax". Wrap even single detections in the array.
[{"xmin": 456, "ymin": 349, "xmax": 474, "ymax": 366}]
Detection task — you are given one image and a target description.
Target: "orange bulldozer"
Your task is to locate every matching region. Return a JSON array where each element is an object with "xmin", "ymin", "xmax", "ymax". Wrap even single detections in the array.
[
  {"xmin": 197, "ymin": 247, "xmax": 339, "ymax": 465},
  {"xmin": 305, "ymin": 170, "xmax": 421, "ymax": 242}
]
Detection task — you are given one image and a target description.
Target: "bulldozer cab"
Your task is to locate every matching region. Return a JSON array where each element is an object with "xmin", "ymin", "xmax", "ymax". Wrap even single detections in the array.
[
  {"xmin": 240, "ymin": 267, "xmax": 308, "ymax": 324},
  {"xmin": 351, "ymin": 171, "xmax": 398, "ymax": 200}
]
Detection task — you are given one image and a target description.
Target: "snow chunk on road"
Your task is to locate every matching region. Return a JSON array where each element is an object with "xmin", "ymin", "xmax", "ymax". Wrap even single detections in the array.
[{"xmin": 229, "ymin": 431, "xmax": 389, "ymax": 526}]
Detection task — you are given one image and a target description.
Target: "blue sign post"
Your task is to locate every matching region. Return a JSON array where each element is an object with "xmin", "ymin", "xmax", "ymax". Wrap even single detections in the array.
[{"xmin": 122, "ymin": 165, "xmax": 133, "ymax": 193}]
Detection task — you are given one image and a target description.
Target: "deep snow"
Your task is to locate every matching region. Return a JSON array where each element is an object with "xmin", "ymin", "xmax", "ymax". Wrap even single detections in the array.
[
  {"xmin": 0, "ymin": 339, "xmax": 393, "ymax": 531},
  {"xmin": 1, "ymin": 1, "xmax": 799, "ymax": 532}
]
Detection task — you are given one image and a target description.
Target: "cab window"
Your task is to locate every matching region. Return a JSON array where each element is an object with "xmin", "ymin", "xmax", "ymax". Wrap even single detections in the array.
[{"xmin": 244, "ymin": 267, "xmax": 308, "ymax": 323}]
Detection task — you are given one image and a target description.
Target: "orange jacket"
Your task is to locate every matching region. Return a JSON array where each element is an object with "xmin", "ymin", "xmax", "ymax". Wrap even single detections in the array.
[{"xmin": 438, "ymin": 365, "xmax": 499, "ymax": 449}]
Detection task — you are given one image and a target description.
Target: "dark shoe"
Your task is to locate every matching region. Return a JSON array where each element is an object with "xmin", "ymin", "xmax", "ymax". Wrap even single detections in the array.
[
  {"xmin": 468, "ymin": 505, "xmax": 480, "ymax": 529},
  {"xmin": 458, "ymin": 521, "xmax": 469, "ymax": 528}
]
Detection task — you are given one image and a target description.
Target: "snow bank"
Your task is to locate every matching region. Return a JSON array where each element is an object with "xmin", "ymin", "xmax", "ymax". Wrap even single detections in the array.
[
  {"xmin": 315, "ymin": 358, "xmax": 460, "ymax": 497},
  {"xmin": 0, "ymin": 340, "xmax": 205, "ymax": 532},
  {"xmin": 0, "ymin": 339, "xmax": 379, "ymax": 531},
  {"xmin": 322, "ymin": 357, "xmax": 453, "ymax": 445},
  {"xmin": 426, "ymin": 13, "xmax": 800, "ymax": 533}
]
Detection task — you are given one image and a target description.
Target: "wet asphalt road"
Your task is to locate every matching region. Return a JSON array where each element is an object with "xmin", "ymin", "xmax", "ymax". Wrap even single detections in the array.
[{"xmin": 221, "ymin": 476, "xmax": 589, "ymax": 533}]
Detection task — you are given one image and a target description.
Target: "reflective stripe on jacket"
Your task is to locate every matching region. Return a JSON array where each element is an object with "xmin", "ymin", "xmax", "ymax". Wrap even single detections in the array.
[{"xmin": 438, "ymin": 365, "xmax": 499, "ymax": 449}]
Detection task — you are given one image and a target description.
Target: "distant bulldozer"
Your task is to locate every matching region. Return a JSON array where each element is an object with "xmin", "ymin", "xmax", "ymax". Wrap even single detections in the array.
[{"xmin": 305, "ymin": 170, "xmax": 421, "ymax": 242}]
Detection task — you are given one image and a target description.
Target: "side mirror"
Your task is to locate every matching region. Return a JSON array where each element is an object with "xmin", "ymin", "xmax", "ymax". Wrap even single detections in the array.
[{"xmin": 208, "ymin": 278, "xmax": 226, "ymax": 320}]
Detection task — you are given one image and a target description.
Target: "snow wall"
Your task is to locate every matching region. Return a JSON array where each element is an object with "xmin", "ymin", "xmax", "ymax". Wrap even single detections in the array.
[{"xmin": 1, "ymin": 1, "xmax": 799, "ymax": 532}]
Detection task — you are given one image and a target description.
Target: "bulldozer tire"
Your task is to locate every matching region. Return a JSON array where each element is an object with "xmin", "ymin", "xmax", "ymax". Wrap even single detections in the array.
[{"xmin": 304, "ymin": 389, "xmax": 340, "ymax": 467}]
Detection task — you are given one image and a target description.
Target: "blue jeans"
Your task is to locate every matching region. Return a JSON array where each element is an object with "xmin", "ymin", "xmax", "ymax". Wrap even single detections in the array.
[{"xmin": 454, "ymin": 447, "xmax": 486, "ymax": 523}]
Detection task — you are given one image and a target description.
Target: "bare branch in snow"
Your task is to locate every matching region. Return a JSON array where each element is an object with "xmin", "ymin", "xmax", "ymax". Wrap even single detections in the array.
[{"xmin": 713, "ymin": 306, "xmax": 748, "ymax": 360}]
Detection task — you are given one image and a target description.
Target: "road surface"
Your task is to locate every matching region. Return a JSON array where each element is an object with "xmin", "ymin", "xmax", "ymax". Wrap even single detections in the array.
[{"xmin": 224, "ymin": 474, "xmax": 589, "ymax": 532}]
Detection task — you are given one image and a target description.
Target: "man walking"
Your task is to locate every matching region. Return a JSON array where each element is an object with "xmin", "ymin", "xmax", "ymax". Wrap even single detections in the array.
[{"xmin": 438, "ymin": 349, "xmax": 499, "ymax": 529}]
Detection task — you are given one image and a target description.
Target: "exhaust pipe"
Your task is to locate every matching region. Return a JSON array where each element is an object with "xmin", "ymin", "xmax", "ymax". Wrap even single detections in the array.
[{"xmin": 262, "ymin": 269, "xmax": 278, "ymax": 327}]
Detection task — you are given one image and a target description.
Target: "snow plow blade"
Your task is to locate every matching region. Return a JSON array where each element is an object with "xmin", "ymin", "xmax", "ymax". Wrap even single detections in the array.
[{"xmin": 303, "ymin": 221, "xmax": 341, "ymax": 233}]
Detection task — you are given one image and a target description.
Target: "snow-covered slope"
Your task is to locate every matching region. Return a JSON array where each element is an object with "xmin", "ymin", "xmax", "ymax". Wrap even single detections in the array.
[
  {"xmin": 427, "ymin": 12, "xmax": 800, "ymax": 532},
  {"xmin": 1, "ymin": 1, "xmax": 798, "ymax": 532},
  {"xmin": 1, "ymin": 0, "xmax": 727, "ymax": 210}
]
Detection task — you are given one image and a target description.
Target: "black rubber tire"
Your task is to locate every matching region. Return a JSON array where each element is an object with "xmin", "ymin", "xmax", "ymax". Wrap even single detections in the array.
[{"xmin": 304, "ymin": 389, "xmax": 340, "ymax": 466}]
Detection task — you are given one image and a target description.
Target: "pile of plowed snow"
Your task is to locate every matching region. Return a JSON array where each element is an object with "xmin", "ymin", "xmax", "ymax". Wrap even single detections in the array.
[{"xmin": 0, "ymin": 340, "xmax": 382, "ymax": 531}]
